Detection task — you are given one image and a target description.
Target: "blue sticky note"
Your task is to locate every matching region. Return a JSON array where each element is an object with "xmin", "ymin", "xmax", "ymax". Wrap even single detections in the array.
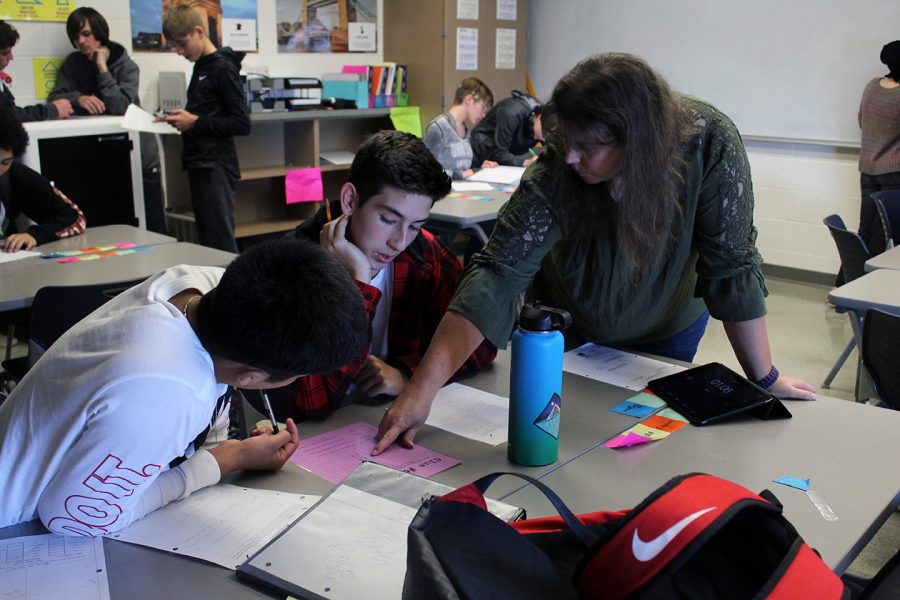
[
  {"xmin": 609, "ymin": 400, "xmax": 656, "ymax": 418},
  {"xmin": 773, "ymin": 476, "xmax": 810, "ymax": 491}
]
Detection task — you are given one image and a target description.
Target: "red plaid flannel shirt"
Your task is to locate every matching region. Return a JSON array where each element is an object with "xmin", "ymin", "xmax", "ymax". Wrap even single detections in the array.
[{"xmin": 290, "ymin": 228, "xmax": 497, "ymax": 420}]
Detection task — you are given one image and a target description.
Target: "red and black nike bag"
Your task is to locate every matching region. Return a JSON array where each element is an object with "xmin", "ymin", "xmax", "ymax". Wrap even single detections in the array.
[{"xmin": 403, "ymin": 472, "xmax": 849, "ymax": 599}]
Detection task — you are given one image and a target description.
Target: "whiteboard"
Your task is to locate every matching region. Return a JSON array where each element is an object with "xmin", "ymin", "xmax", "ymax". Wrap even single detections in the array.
[{"xmin": 528, "ymin": 0, "xmax": 900, "ymax": 145}]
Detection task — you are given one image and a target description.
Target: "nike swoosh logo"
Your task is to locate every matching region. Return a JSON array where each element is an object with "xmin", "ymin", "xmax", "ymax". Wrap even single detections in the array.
[
  {"xmin": 198, "ymin": 75, "xmax": 207, "ymax": 81},
  {"xmin": 631, "ymin": 506, "xmax": 716, "ymax": 562}
]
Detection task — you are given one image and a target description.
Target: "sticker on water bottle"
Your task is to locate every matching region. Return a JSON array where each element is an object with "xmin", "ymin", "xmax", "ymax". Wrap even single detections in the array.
[{"xmin": 533, "ymin": 393, "xmax": 562, "ymax": 439}]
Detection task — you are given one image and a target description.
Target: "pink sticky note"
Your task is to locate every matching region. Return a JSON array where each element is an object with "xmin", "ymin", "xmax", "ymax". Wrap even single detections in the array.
[
  {"xmin": 285, "ymin": 168, "xmax": 324, "ymax": 205},
  {"xmin": 604, "ymin": 431, "xmax": 653, "ymax": 449},
  {"xmin": 290, "ymin": 422, "xmax": 460, "ymax": 484},
  {"xmin": 57, "ymin": 256, "xmax": 80, "ymax": 263},
  {"xmin": 114, "ymin": 242, "xmax": 137, "ymax": 249}
]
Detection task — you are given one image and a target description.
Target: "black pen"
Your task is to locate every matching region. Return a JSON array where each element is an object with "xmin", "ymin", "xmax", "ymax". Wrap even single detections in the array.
[{"xmin": 259, "ymin": 390, "xmax": 279, "ymax": 434}]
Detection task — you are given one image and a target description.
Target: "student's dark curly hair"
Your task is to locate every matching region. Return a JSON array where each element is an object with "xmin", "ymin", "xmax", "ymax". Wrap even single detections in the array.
[
  {"xmin": 0, "ymin": 107, "xmax": 29, "ymax": 156},
  {"xmin": 0, "ymin": 20, "xmax": 20, "ymax": 50},
  {"xmin": 66, "ymin": 7, "xmax": 111, "ymax": 47},
  {"xmin": 349, "ymin": 130, "xmax": 451, "ymax": 207},
  {"xmin": 194, "ymin": 238, "xmax": 369, "ymax": 381}
]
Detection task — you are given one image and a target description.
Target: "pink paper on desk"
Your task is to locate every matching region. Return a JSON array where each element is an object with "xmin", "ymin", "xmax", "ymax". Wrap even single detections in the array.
[
  {"xmin": 285, "ymin": 168, "xmax": 323, "ymax": 205},
  {"xmin": 290, "ymin": 422, "xmax": 460, "ymax": 484},
  {"xmin": 604, "ymin": 431, "xmax": 653, "ymax": 449}
]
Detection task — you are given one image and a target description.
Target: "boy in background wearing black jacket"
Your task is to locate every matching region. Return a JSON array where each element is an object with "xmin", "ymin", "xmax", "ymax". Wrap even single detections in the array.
[{"xmin": 159, "ymin": 4, "xmax": 250, "ymax": 253}]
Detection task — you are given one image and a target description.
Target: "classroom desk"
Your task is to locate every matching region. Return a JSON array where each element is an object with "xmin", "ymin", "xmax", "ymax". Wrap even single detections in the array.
[
  {"xmin": 500, "ymin": 395, "xmax": 900, "ymax": 575},
  {"xmin": 865, "ymin": 244, "xmax": 900, "ymax": 271},
  {"xmin": 293, "ymin": 350, "xmax": 646, "ymax": 498},
  {"xmin": 2, "ymin": 348, "xmax": 896, "ymax": 596},
  {"xmin": 0, "ymin": 462, "xmax": 332, "ymax": 600},
  {"xmin": 827, "ymin": 269, "xmax": 900, "ymax": 400},
  {"xmin": 427, "ymin": 185, "xmax": 511, "ymax": 244},
  {"xmin": 0, "ymin": 241, "xmax": 234, "ymax": 312}
]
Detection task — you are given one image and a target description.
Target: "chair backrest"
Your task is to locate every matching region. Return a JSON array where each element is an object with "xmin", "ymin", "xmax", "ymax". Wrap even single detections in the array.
[
  {"xmin": 871, "ymin": 190, "xmax": 900, "ymax": 248},
  {"xmin": 823, "ymin": 214, "xmax": 871, "ymax": 283},
  {"xmin": 27, "ymin": 277, "xmax": 146, "ymax": 367},
  {"xmin": 861, "ymin": 309, "xmax": 900, "ymax": 410}
]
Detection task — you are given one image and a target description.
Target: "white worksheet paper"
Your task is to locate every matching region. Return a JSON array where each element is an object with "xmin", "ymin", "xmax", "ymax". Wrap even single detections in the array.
[
  {"xmin": 563, "ymin": 343, "xmax": 685, "ymax": 391},
  {"xmin": 120, "ymin": 103, "xmax": 181, "ymax": 135},
  {"xmin": 0, "ymin": 533, "xmax": 110, "ymax": 600},
  {"xmin": 452, "ymin": 181, "xmax": 495, "ymax": 191},
  {"xmin": 426, "ymin": 382, "xmax": 509, "ymax": 445},
  {"xmin": 249, "ymin": 485, "xmax": 416, "ymax": 600},
  {"xmin": 106, "ymin": 485, "xmax": 318, "ymax": 569},
  {"xmin": 0, "ymin": 249, "xmax": 41, "ymax": 263},
  {"xmin": 466, "ymin": 165, "xmax": 525, "ymax": 184}
]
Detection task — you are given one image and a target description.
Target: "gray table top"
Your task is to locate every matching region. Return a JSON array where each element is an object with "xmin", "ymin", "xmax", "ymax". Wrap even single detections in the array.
[
  {"xmin": 428, "ymin": 186, "xmax": 511, "ymax": 225},
  {"xmin": 501, "ymin": 394, "xmax": 900, "ymax": 574},
  {"xmin": 0, "ymin": 240, "xmax": 234, "ymax": 311},
  {"xmin": 294, "ymin": 351, "xmax": 647, "ymax": 498},
  {"xmin": 865, "ymin": 245, "xmax": 900, "ymax": 272},
  {"xmin": 827, "ymin": 269, "xmax": 900, "ymax": 315}
]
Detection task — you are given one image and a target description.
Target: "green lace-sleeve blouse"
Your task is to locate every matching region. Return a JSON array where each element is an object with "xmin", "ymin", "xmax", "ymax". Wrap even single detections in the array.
[{"xmin": 448, "ymin": 96, "xmax": 768, "ymax": 349}]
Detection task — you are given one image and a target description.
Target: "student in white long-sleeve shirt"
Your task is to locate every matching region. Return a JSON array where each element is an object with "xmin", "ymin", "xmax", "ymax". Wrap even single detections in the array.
[{"xmin": 0, "ymin": 238, "xmax": 369, "ymax": 535}]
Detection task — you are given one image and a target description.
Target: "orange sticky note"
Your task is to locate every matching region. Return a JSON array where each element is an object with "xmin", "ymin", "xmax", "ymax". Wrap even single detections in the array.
[{"xmin": 642, "ymin": 415, "xmax": 689, "ymax": 434}]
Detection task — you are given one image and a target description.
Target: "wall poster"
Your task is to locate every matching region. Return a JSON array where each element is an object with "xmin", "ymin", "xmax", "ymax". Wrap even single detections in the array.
[
  {"xmin": 130, "ymin": 0, "xmax": 258, "ymax": 53},
  {"xmin": 276, "ymin": 0, "xmax": 377, "ymax": 53}
]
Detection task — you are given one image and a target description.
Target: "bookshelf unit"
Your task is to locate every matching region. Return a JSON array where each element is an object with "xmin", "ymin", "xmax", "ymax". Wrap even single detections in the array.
[{"xmin": 162, "ymin": 108, "xmax": 393, "ymax": 241}]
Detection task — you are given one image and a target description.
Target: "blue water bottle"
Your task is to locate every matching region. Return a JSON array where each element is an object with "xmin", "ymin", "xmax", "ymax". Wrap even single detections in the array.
[{"xmin": 508, "ymin": 304, "xmax": 572, "ymax": 466}]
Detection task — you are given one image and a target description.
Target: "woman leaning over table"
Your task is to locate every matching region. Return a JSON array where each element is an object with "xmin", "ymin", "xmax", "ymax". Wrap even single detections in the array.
[{"xmin": 372, "ymin": 53, "xmax": 816, "ymax": 454}]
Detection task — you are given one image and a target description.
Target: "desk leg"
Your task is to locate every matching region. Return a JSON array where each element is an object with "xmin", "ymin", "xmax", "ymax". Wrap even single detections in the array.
[
  {"xmin": 464, "ymin": 224, "xmax": 489, "ymax": 245},
  {"xmin": 849, "ymin": 312, "xmax": 869, "ymax": 403}
]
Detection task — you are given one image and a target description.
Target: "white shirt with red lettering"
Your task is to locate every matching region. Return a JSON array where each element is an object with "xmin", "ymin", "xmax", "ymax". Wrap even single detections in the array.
[{"xmin": 0, "ymin": 265, "xmax": 229, "ymax": 535}]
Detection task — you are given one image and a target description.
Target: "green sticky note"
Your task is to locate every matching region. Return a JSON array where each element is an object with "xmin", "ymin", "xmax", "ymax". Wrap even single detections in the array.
[{"xmin": 390, "ymin": 106, "xmax": 422, "ymax": 137}]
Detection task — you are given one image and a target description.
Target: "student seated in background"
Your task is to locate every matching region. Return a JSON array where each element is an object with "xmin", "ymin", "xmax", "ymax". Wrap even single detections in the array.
[
  {"xmin": 0, "ymin": 108, "xmax": 84, "ymax": 252},
  {"xmin": 470, "ymin": 90, "xmax": 544, "ymax": 167},
  {"xmin": 49, "ymin": 7, "xmax": 168, "ymax": 235},
  {"xmin": 158, "ymin": 3, "xmax": 250, "ymax": 253},
  {"xmin": 0, "ymin": 21, "xmax": 73, "ymax": 122},
  {"xmin": 290, "ymin": 130, "xmax": 497, "ymax": 420},
  {"xmin": 423, "ymin": 77, "xmax": 499, "ymax": 179},
  {"xmin": 0, "ymin": 238, "xmax": 369, "ymax": 535}
]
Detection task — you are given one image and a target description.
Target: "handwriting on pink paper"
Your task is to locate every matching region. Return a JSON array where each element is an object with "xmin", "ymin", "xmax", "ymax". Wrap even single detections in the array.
[{"xmin": 290, "ymin": 422, "xmax": 460, "ymax": 484}]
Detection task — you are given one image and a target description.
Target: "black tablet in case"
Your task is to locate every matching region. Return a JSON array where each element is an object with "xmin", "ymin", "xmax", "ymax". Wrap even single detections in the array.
[{"xmin": 647, "ymin": 362, "xmax": 791, "ymax": 426}]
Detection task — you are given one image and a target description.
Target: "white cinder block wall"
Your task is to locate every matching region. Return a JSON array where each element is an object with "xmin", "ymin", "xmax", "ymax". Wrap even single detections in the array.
[{"xmin": 748, "ymin": 141, "xmax": 860, "ymax": 276}]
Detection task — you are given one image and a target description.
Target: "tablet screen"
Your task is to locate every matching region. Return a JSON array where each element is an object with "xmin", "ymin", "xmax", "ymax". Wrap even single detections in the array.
[{"xmin": 647, "ymin": 362, "xmax": 775, "ymax": 426}]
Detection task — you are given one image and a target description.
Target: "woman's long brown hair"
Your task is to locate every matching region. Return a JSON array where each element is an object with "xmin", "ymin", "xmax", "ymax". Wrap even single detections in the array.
[{"xmin": 542, "ymin": 53, "xmax": 693, "ymax": 281}]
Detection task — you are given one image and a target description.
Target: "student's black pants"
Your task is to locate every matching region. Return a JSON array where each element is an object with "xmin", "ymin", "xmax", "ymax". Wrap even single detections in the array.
[{"xmin": 187, "ymin": 164, "xmax": 239, "ymax": 254}]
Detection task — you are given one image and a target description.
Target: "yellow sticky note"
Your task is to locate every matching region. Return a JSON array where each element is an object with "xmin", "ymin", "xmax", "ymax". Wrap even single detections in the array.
[
  {"xmin": 630, "ymin": 423, "xmax": 671, "ymax": 441},
  {"xmin": 32, "ymin": 58, "xmax": 65, "ymax": 99},
  {"xmin": 389, "ymin": 106, "xmax": 422, "ymax": 137}
]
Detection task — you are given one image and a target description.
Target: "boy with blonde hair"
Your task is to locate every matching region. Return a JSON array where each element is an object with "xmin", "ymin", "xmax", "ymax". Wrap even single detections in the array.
[{"xmin": 159, "ymin": 3, "xmax": 250, "ymax": 253}]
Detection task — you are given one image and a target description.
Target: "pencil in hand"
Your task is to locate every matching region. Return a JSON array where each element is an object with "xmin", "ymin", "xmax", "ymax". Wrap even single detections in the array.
[{"xmin": 259, "ymin": 390, "xmax": 279, "ymax": 434}]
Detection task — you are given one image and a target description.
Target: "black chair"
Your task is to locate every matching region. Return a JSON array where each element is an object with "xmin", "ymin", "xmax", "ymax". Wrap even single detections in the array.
[
  {"xmin": 860, "ymin": 309, "xmax": 900, "ymax": 410},
  {"xmin": 0, "ymin": 277, "xmax": 146, "ymax": 385},
  {"xmin": 822, "ymin": 214, "xmax": 873, "ymax": 388},
  {"xmin": 871, "ymin": 190, "xmax": 900, "ymax": 249}
]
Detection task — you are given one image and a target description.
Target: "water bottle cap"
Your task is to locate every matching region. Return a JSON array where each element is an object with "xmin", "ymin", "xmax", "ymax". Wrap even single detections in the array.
[
  {"xmin": 518, "ymin": 304, "xmax": 573, "ymax": 333},
  {"xmin": 519, "ymin": 305, "xmax": 553, "ymax": 331}
]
